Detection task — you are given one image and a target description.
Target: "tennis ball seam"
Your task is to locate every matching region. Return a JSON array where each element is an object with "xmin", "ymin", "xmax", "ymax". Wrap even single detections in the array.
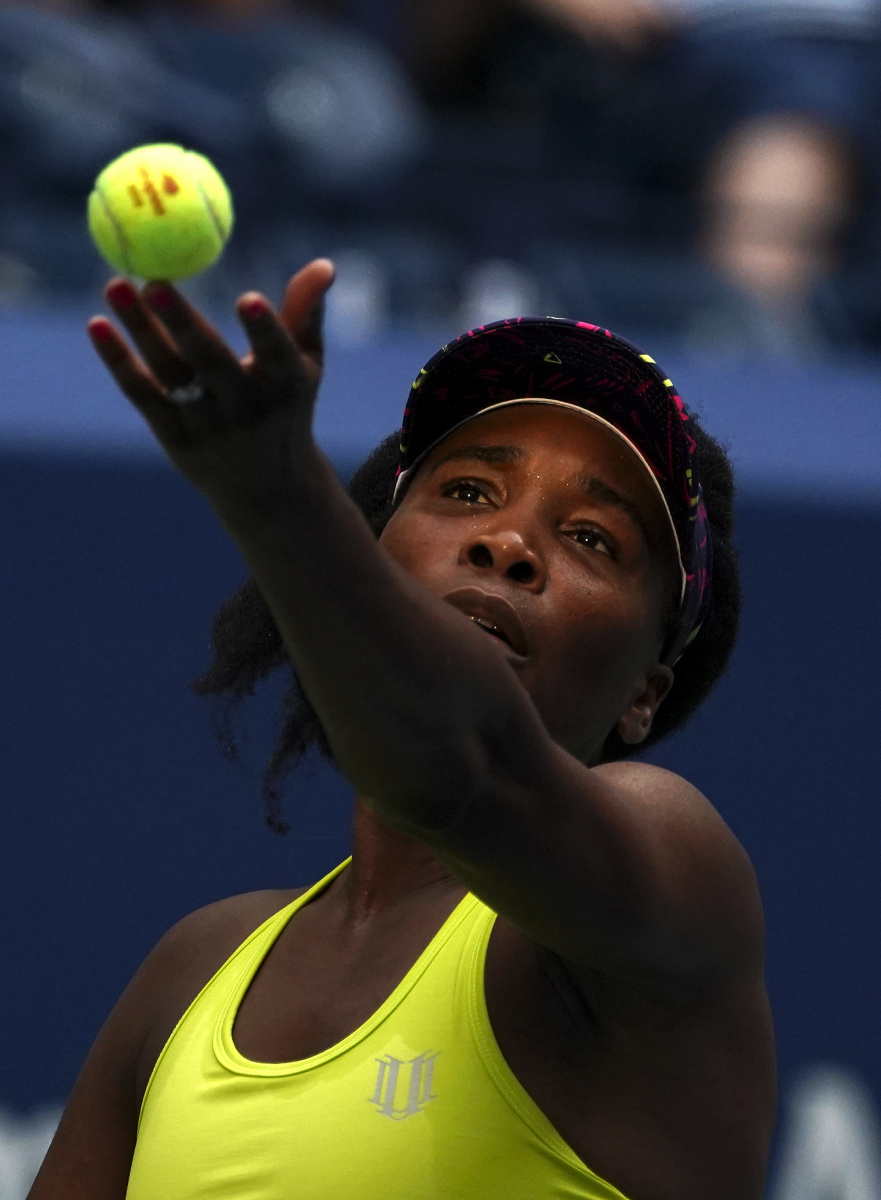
[
  {"xmin": 193, "ymin": 174, "xmax": 226, "ymax": 245},
  {"xmin": 95, "ymin": 183, "xmax": 133, "ymax": 276}
]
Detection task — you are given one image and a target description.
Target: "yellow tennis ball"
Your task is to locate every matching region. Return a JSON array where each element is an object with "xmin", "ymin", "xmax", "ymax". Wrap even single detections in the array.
[{"xmin": 87, "ymin": 143, "xmax": 234, "ymax": 281}]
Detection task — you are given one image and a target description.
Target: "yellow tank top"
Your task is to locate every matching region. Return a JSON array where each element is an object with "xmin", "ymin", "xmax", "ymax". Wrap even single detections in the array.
[{"xmin": 127, "ymin": 857, "xmax": 631, "ymax": 1200}]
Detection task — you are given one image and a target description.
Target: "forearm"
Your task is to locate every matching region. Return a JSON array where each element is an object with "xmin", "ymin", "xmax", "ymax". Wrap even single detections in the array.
[
  {"xmin": 214, "ymin": 447, "xmax": 544, "ymax": 832},
  {"xmin": 87, "ymin": 269, "xmax": 542, "ymax": 833}
]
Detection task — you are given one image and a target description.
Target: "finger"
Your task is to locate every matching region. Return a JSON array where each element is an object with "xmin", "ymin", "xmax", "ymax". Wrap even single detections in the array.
[
  {"xmin": 87, "ymin": 316, "xmax": 187, "ymax": 443},
  {"xmin": 142, "ymin": 282, "xmax": 243, "ymax": 390},
  {"xmin": 279, "ymin": 258, "xmax": 335, "ymax": 366},
  {"xmin": 105, "ymin": 278, "xmax": 196, "ymax": 391},
  {"xmin": 236, "ymin": 292, "xmax": 303, "ymax": 383}
]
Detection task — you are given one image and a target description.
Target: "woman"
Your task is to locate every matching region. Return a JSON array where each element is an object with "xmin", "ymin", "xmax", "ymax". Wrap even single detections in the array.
[{"xmin": 29, "ymin": 259, "xmax": 775, "ymax": 1200}]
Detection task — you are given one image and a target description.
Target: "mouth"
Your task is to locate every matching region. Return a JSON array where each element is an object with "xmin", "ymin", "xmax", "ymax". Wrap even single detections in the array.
[
  {"xmin": 442, "ymin": 587, "xmax": 530, "ymax": 659},
  {"xmin": 468, "ymin": 615, "xmax": 511, "ymax": 645}
]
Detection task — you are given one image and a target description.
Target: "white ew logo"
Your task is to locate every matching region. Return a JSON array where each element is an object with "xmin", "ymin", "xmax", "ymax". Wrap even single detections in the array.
[{"xmin": 370, "ymin": 1052, "xmax": 438, "ymax": 1120}]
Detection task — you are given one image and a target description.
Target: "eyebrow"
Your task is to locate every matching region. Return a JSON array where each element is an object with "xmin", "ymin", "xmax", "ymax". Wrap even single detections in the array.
[
  {"xmin": 428, "ymin": 444, "xmax": 526, "ymax": 474},
  {"xmin": 578, "ymin": 475, "xmax": 653, "ymax": 547},
  {"xmin": 426, "ymin": 446, "xmax": 653, "ymax": 546}
]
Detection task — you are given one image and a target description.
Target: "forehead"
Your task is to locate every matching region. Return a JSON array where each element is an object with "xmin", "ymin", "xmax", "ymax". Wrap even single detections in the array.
[{"xmin": 423, "ymin": 403, "xmax": 657, "ymax": 493}]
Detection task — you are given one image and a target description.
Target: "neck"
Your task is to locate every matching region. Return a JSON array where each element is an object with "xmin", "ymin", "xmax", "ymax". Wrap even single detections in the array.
[{"xmin": 331, "ymin": 797, "xmax": 461, "ymax": 926}]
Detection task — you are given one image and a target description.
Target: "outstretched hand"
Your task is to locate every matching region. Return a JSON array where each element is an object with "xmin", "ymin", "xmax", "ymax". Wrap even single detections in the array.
[{"xmin": 87, "ymin": 258, "xmax": 335, "ymax": 517}]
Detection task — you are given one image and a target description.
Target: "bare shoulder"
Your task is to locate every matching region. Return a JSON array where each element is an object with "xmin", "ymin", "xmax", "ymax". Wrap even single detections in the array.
[
  {"xmin": 27, "ymin": 886, "xmax": 310, "ymax": 1200},
  {"xmin": 116, "ymin": 884, "xmax": 313, "ymax": 1078},
  {"xmin": 121, "ymin": 886, "xmax": 308, "ymax": 1021},
  {"xmin": 590, "ymin": 760, "xmax": 765, "ymax": 979},
  {"xmin": 133, "ymin": 887, "xmax": 309, "ymax": 1088},
  {"xmin": 145, "ymin": 886, "xmax": 308, "ymax": 980},
  {"xmin": 591, "ymin": 760, "xmax": 757, "ymax": 878}
]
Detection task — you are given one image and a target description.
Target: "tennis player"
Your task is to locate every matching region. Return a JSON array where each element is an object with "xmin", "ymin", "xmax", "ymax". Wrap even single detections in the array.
[{"xmin": 29, "ymin": 259, "xmax": 775, "ymax": 1200}]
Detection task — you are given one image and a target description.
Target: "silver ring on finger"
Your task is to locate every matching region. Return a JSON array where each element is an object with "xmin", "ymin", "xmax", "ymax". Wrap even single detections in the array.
[{"xmin": 166, "ymin": 380, "xmax": 206, "ymax": 404}]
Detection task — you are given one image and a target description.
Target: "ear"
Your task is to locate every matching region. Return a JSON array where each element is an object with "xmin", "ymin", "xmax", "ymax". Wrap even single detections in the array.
[{"xmin": 616, "ymin": 665, "xmax": 675, "ymax": 745}]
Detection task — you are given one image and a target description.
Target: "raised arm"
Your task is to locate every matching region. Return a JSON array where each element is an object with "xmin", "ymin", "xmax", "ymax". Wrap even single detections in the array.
[{"xmin": 86, "ymin": 265, "xmax": 762, "ymax": 999}]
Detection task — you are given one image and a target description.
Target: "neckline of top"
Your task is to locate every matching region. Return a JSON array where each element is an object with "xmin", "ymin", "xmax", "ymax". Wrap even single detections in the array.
[{"xmin": 213, "ymin": 856, "xmax": 484, "ymax": 1077}]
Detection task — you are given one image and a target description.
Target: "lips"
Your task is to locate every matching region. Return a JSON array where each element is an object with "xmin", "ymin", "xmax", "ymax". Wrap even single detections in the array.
[{"xmin": 443, "ymin": 587, "xmax": 530, "ymax": 658}]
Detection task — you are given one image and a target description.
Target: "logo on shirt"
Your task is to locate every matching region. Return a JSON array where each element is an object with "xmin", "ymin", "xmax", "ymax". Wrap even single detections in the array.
[{"xmin": 370, "ymin": 1051, "xmax": 439, "ymax": 1120}]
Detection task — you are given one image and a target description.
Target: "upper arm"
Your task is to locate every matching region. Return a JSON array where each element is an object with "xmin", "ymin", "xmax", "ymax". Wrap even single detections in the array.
[
  {"xmin": 424, "ymin": 750, "xmax": 764, "ymax": 998},
  {"xmin": 26, "ymin": 947, "xmax": 158, "ymax": 1200},
  {"xmin": 27, "ymin": 888, "xmax": 300, "ymax": 1200}
]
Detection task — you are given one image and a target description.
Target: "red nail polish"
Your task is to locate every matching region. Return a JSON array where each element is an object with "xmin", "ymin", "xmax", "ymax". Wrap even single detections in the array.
[
  {"xmin": 242, "ymin": 297, "xmax": 267, "ymax": 321},
  {"xmin": 107, "ymin": 281, "xmax": 136, "ymax": 309},
  {"xmin": 89, "ymin": 321, "xmax": 115, "ymax": 344},
  {"xmin": 148, "ymin": 286, "xmax": 176, "ymax": 310}
]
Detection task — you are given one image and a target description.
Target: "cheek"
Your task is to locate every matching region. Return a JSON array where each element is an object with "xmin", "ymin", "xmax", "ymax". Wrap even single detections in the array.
[
  {"xmin": 529, "ymin": 576, "xmax": 659, "ymax": 702},
  {"xmin": 523, "ymin": 613, "xmax": 654, "ymax": 756},
  {"xmin": 379, "ymin": 512, "xmax": 455, "ymax": 584},
  {"xmin": 534, "ymin": 615, "xmax": 633, "ymax": 701},
  {"xmin": 549, "ymin": 563, "xmax": 653, "ymax": 657}
]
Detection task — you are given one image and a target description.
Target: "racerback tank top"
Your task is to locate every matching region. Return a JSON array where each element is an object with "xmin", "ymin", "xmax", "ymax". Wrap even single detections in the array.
[{"xmin": 126, "ymin": 857, "xmax": 631, "ymax": 1200}]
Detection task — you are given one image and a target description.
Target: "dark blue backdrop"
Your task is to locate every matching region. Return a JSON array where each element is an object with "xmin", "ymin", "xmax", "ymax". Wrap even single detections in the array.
[
  {"xmin": 1, "ymin": 315, "xmax": 880, "ymax": 1195},
  {"xmin": 2, "ymin": 453, "xmax": 879, "ymax": 1116}
]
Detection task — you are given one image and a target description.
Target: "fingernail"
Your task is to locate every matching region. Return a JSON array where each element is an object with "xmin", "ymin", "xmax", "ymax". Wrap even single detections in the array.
[
  {"xmin": 107, "ymin": 280, "xmax": 136, "ymax": 309},
  {"xmin": 241, "ymin": 297, "xmax": 267, "ymax": 321},
  {"xmin": 148, "ymin": 286, "xmax": 176, "ymax": 311},
  {"xmin": 89, "ymin": 320, "xmax": 115, "ymax": 344}
]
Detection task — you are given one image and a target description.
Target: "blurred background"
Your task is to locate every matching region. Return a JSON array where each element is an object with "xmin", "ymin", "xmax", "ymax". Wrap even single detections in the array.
[{"xmin": 1, "ymin": 0, "xmax": 880, "ymax": 1197}]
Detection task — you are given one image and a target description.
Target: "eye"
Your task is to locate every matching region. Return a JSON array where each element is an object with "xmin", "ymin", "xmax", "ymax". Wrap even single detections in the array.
[
  {"xmin": 443, "ymin": 479, "xmax": 491, "ymax": 505},
  {"xmin": 571, "ymin": 526, "xmax": 614, "ymax": 557}
]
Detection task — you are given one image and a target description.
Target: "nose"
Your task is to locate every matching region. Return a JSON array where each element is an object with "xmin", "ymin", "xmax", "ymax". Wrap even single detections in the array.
[{"xmin": 460, "ymin": 525, "xmax": 546, "ymax": 590}]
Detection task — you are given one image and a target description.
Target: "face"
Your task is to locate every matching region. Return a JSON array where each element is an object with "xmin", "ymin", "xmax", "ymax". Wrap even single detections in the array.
[{"xmin": 380, "ymin": 404, "xmax": 681, "ymax": 763}]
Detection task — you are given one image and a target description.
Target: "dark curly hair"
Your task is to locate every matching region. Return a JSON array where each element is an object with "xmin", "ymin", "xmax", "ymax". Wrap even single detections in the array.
[{"xmin": 192, "ymin": 420, "xmax": 741, "ymax": 833}]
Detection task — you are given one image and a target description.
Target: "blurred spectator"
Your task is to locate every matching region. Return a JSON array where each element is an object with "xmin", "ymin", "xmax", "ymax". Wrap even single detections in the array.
[
  {"xmin": 701, "ymin": 113, "xmax": 857, "ymax": 341},
  {"xmin": 393, "ymin": 0, "xmax": 881, "ymax": 352},
  {"xmin": 2, "ymin": 0, "xmax": 881, "ymax": 357}
]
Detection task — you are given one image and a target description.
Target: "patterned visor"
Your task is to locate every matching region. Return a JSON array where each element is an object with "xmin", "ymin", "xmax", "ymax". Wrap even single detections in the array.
[{"xmin": 392, "ymin": 317, "xmax": 712, "ymax": 666}]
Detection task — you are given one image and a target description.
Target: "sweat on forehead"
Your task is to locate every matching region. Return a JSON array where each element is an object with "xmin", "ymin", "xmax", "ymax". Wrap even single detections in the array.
[{"xmin": 406, "ymin": 401, "xmax": 679, "ymax": 562}]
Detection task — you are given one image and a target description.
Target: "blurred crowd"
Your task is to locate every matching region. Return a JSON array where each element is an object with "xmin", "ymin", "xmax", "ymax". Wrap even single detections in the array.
[{"xmin": 2, "ymin": 0, "xmax": 881, "ymax": 354}]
